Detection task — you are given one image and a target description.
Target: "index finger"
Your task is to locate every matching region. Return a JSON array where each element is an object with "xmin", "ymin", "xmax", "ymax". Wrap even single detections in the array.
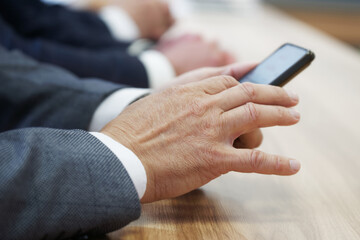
[
  {"xmin": 214, "ymin": 82, "xmax": 299, "ymax": 111},
  {"xmin": 191, "ymin": 75, "xmax": 239, "ymax": 95}
]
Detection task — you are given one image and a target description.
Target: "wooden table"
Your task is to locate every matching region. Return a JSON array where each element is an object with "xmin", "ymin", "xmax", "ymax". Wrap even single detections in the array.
[
  {"xmin": 262, "ymin": 0, "xmax": 360, "ymax": 46},
  {"xmin": 273, "ymin": 8, "xmax": 360, "ymax": 46},
  {"xmin": 109, "ymin": 2, "xmax": 360, "ymax": 239}
]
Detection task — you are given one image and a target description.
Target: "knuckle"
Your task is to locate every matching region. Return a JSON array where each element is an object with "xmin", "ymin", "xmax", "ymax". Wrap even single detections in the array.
[
  {"xmin": 240, "ymin": 82, "xmax": 256, "ymax": 100},
  {"xmin": 245, "ymin": 102, "xmax": 259, "ymax": 123},
  {"xmin": 249, "ymin": 150, "xmax": 264, "ymax": 171},
  {"xmin": 276, "ymin": 106, "xmax": 286, "ymax": 120},
  {"xmin": 201, "ymin": 145, "xmax": 228, "ymax": 174},
  {"xmin": 219, "ymin": 75, "xmax": 239, "ymax": 89},
  {"xmin": 254, "ymin": 135, "xmax": 263, "ymax": 148},
  {"xmin": 189, "ymin": 98, "xmax": 208, "ymax": 116},
  {"xmin": 203, "ymin": 145, "xmax": 222, "ymax": 162},
  {"xmin": 198, "ymin": 107, "xmax": 221, "ymax": 136},
  {"xmin": 219, "ymin": 111, "xmax": 230, "ymax": 130},
  {"xmin": 202, "ymin": 116, "xmax": 215, "ymax": 130},
  {"xmin": 274, "ymin": 155, "xmax": 283, "ymax": 172}
]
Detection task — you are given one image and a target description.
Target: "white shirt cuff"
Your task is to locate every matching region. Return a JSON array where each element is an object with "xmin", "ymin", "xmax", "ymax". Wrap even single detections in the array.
[
  {"xmin": 89, "ymin": 88, "xmax": 150, "ymax": 132},
  {"xmin": 99, "ymin": 6, "xmax": 140, "ymax": 42},
  {"xmin": 90, "ymin": 132, "xmax": 147, "ymax": 199},
  {"xmin": 139, "ymin": 50, "xmax": 176, "ymax": 89}
]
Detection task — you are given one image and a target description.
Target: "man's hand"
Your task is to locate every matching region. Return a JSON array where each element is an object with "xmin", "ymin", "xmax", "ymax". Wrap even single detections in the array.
[
  {"xmin": 161, "ymin": 63, "xmax": 264, "ymax": 149},
  {"xmin": 85, "ymin": 0, "xmax": 174, "ymax": 40},
  {"xmin": 168, "ymin": 62, "xmax": 257, "ymax": 88},
  {"xmin": 156, "ymin": 35, "xmax": 236, "ymax": 75},
  {"xmin": 102, "ymin": 77, "xmax": 301, "ymax": 203},
  {"xmin": 116, "ymin": 0, "xmax": 174, "ymax": 40}
]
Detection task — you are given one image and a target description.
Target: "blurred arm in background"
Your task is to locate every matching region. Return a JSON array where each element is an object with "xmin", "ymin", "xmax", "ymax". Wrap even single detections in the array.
[{"xmin": 0, "ymin": 0, "xmax": 234, "ymax": 88}]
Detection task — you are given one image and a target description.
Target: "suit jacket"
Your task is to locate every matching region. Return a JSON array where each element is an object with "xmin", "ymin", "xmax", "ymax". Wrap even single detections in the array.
[
  {"xmin": 0, "ymin": 47, "xmax": 141, "ymax": 240},
  {"xmin": 0, "ymin": 16, "xmax": 149, "ymax": 88},
  {"xmin": 0, "ymin": 0, "xmax": 127, "ymax": 50}
]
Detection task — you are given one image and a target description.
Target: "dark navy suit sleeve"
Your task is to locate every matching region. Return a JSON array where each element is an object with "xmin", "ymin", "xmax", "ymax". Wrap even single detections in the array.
[
  {"xmin": 0, "ymin": 128, "xmax": 141, "ymax": 240},
  {"xmin": 0, "ymin": 46, "xmax": 128, "ymax": 131},
  {"xmin": 0, "ymin": 17, "xmax": 149, "ymax": 88},
  {"xmin": 0, "ymin": 0, "xmax": 129, "ymax": 50}
]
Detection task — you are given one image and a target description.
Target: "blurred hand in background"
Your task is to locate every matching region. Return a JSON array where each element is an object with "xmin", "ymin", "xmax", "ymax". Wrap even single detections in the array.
[
  {"xmin": 156, "ymin": 34, "xmax": 236, "ymax": 75},
  {"xmin": 87, "ymin": 0, "xmax": 174, "ymax": 40}
]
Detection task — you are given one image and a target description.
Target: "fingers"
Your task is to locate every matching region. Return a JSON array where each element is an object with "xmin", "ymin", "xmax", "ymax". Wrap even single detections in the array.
[
  {"xmin": 169, "ymin": 63, "xmax": 256, "ymax": 88},
  {"xmin": 208, "ymin": 41, "xmax": 235, "ymax": 67},
  {"xmin": 189, "ymin": 62, "xmax": 256, "ymax": 83},
  {"xmin": 215, "ymin": 82, "xmax": 299, "ymax": 111},
  {"xmin": 214, "ymin": 51, "xmax": 236, "ymax": 66},
  {"xmin": 226, "ymin": 149, "xmax": 301, "ymax": 175},
  {"xmin": 224, "ymin": 53, "xmax": 236, "ymax": 65},
  {"xmin": 192, "ymin": 75, "xmax": 240, "ymax": 95},
  {"xmin": 156, "ymin": 34, "xmax": 202, "ymax": 50},
  {"xmin": 221, "ymin": 103, "xmax": 300, "ymax": 137},
  {"xmin": 221, "ymin": 63, "xmax": 257, "ymax": 80},
  {"xmin": 233, "ymin": 129, "xmax": 263, "ymax": 149}
]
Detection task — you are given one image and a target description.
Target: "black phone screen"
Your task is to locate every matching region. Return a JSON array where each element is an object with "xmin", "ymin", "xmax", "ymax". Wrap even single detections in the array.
[{"xmin": 239, "ymin": 44, "xmax": 313, "ymax": 86}]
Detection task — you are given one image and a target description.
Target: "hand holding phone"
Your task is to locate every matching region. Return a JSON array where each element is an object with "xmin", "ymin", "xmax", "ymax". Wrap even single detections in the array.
[{"xmin": 239, "ymin": 43, "xmax": 315, "ymax": 86}]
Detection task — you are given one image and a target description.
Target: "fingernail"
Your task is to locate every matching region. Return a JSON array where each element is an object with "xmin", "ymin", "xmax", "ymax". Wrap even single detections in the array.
[
  {"xmin": 289, "ymin": 159, "xmax": 301, "ymax": 172},
  {"xmin": 289, "ymin": 108, "xmax": 300, "ymax": 120},
  {"xmin": 285, "ymin": 89, "xmax": 299, "ymax": 102}
]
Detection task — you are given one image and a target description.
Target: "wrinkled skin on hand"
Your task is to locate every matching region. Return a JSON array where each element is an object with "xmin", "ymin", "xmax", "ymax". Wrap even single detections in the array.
[{"xmin": 102, "ymin": 71, "xmax": 300, "ymax": 203}]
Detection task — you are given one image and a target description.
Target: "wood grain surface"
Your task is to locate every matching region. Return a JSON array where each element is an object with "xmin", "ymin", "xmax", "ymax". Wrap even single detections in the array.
[
  {"xmin": 278, "ymin": 9, "xmax": 360, "ymax": 46},
  {"xmin": 109, "ymin": 2, "xmax": 360, "ymax": 239}
]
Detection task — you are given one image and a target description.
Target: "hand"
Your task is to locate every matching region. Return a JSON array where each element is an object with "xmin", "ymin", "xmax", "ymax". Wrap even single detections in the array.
[
  {"xmin": 156, "ymin": 34, "xmax": 236, "ymax": 75},
  {"xmin": 102, "ymin": 77, "xmax": 301, "ymax": 203},
  {"xmin": 117, "ymin": 0, "xmax": 174, "ymax": 40},
  {"xmin": 84, "ymin": 0, "xmax": 173, "ymax": 39},
  {"xmin": 162, "ymin": 62, "xmax": 263, "ymax": 149},
  {"xmin": 158, "ymin": 62, "xmax": 256, "ymax": 90}
]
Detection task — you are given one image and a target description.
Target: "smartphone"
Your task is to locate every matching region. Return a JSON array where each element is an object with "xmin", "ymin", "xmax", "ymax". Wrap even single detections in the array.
[{"xmin": 239, "ymin": 43, "xmax": 315, "ymax": 86}]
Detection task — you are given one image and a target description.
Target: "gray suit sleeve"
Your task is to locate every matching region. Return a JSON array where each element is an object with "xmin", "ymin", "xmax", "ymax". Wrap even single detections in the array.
[
  {"xmin": 0, "ymin": 128, "xmax": 141, "ymax": 240},
  {"xmin": 0, "ymin": 46, "xmax": 127, "ymax": 132}
]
